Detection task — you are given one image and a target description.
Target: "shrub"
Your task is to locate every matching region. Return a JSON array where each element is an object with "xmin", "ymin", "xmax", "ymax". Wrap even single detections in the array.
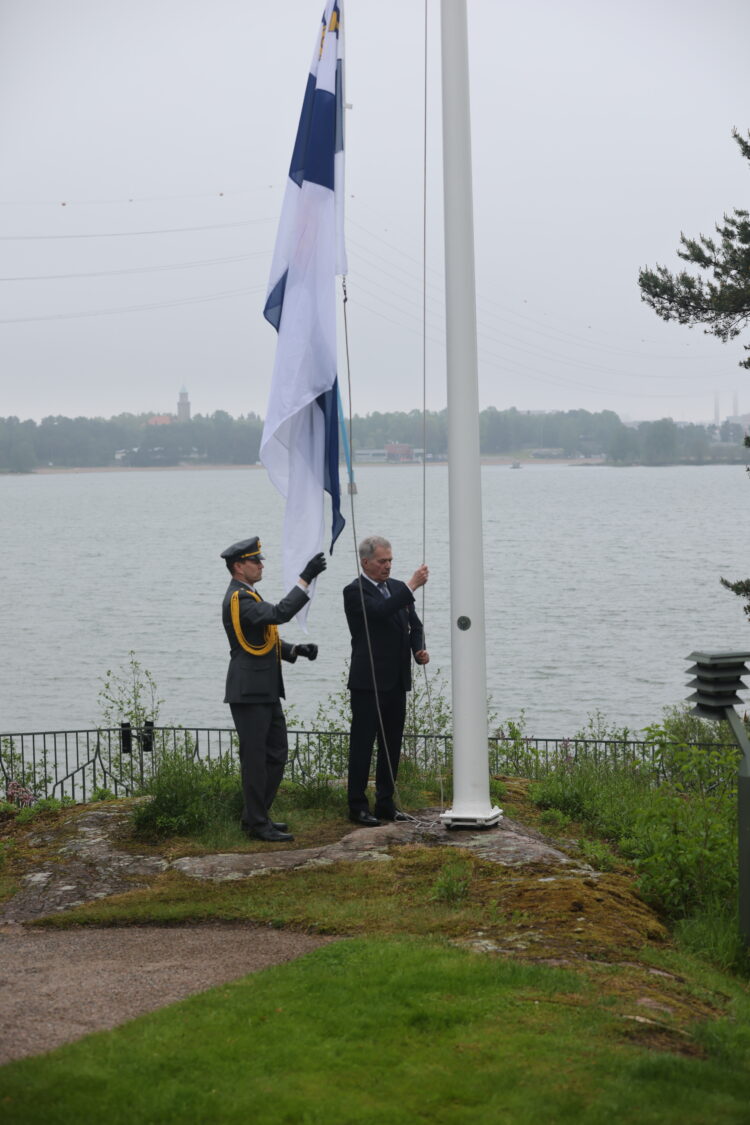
[
  {"xmin": 490, "ymin": 713, "xmax": 543, "ymax": 777},
  {"xmin": 632, "ymin": 787, "xmax": 736, "ymax": 917},
  {"xmin": 489, "ymin": 778, "xmax": 507, "ymax": 804},
  {"xmin": 97, "ymin": 651, "xmax": 163, "ymax": 729},
  {"xmin": 132, "ymin": 752, "xmax": 243, "ymax": 838},
  {"xmin": 531, "ymin": 730, "xmax": 738, "ymax": 920},
  {"xmin": 644, "ymin": 710, "xmax": 740, "ymax": 794},
  {"xmin": 530, "ymin": 758, "xmax": 653, "ymax": 842}
]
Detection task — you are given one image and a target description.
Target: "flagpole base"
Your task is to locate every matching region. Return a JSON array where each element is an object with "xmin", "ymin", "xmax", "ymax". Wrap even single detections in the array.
[{"xmin": 440, "ymin": 806, "xmax": 503, "ymax": 830}]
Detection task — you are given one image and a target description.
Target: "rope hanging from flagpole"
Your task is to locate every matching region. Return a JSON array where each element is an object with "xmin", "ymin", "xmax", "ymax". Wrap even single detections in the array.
[{"xmin": 336, "ymin": 0, "xmax": 446, "ymax": 817}]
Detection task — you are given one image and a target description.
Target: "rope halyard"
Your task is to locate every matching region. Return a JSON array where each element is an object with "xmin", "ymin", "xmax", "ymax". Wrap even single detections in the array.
[
  {"xmin": 417, "ymin": 0, "xmax": 444, "ymax": 810},
  {"xmin": 337, "ymin": 0, "xmax": 443, "ymax": 818}
]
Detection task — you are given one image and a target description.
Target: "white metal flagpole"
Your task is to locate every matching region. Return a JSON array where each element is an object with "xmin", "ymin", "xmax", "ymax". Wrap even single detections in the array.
[{"xmin": 439, "ymin": 0, "xmax": 501, "ymax": 829}]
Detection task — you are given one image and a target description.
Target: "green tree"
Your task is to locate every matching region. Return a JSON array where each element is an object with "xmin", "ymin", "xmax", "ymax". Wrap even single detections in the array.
[
  {"xmin": 638, "ymin": 129, "xmax": 750, "ymax": 367},
  {"xmin": 0, "ymin": 417, "xmax": 37, "ymax": 471},
  {"xmin": 640, "ymin": 418, "xmax": 678, "ymax": 465}
]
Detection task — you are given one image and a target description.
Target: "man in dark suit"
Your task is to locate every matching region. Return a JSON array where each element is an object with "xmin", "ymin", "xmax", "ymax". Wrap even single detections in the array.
[
  {"xmin": 221, "ymin": 536, "xmax": 326, "ymax": 842},
  {"xmin": 343, "ymin": 535, "xmax": 429, "ymax": 826}
]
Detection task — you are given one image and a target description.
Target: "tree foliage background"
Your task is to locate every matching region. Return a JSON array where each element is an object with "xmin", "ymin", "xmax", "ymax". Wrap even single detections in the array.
[
  {"xmin": 639, "ymin": 129, "xmax": 750, "ymax": 368},
  {"xmin": 639, "ymin": 127, "xmax": 750, "ymax": 618},
  {"xmin": 1, "ymin": 406, "xmax": 747, "ymax": 472}
]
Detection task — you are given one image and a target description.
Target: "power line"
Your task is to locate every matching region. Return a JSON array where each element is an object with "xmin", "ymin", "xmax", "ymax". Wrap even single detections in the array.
[
  {"xmin": 0, "ymin": 284, "xmax": 266, "ymax": 324},
  {"xmin": 0, "ymin": 185, "xmax": 282, "ymax": 207},
  {"xmin": 0, "ymin": 250, "xmax": 271, "ymax": 282},
  {"xmin": 0, "ymin": 218, "xmax": 274, "ymax": 241}
]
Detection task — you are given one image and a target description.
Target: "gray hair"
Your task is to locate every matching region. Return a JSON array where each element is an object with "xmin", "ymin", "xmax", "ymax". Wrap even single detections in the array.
[{"xmin": 358, "ymin": 535, "xmax": 391, "ymax": 561}]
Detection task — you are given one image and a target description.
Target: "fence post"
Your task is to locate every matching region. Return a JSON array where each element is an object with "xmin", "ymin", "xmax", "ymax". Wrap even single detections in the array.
[{"xmin": 120, "ymin": 722, "xmax": 132, "ymax": 755}]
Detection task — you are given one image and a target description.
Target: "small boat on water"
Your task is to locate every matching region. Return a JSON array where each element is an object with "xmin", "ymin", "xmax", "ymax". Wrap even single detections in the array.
[{"xmin": 511, "ymin": 461, "xmax": 521, "ymax": 469}]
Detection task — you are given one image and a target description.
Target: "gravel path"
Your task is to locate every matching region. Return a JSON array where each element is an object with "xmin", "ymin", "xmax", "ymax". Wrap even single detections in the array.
[{"xmin": 0, "ymin": 923, "xmax": 335, "ymax": 1065}]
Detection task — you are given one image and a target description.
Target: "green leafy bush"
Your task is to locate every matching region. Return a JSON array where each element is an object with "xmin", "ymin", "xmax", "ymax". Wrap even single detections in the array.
[
  {"xmin": 489, "ymin": 778, "xmax": 507, "ymax": 804},
  {"xmin": 490, "ymin": 713, "xmax": 543, "ymax": 777},
  {"xmin": 98, "ymin": 651, "xmax": 163, "ymax": 729},
  {"xmin": 644, "ymin": 708, "xmax": 740, "ymax": 793},
  {"xmin": 132, "ymin": 752, "xmax": 243, "ymax": 838},
  {"xmin": 91, "ymin": 787, "xmax": 116, "ymax": 802},
  {"xmin": 531, "ymin": 726, "xmax": 739, "ymax": 922},
  {"xmin": 530, "ymin": 758, "xmax": 653, "ymax": 842}
]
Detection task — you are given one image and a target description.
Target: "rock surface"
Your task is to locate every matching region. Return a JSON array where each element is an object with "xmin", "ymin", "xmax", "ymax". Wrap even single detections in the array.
[
  {"xmin": 0, "ymin": 807, "xmax": 167, "ymax": 924},
  {"xmin": 171, "ymin": 810, "xmax": 586, "ymax": 883}
]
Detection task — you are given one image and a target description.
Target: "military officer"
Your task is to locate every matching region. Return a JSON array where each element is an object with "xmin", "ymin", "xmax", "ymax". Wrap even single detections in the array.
[{"xmin": 221, "ymin": 536, "xmax": 325, "ymax": 842}]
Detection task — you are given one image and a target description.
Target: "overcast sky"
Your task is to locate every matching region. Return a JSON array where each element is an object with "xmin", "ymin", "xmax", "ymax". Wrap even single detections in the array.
[{"xmin": 1, "ymin": 0, "xmax": 749, "ymax": 425}]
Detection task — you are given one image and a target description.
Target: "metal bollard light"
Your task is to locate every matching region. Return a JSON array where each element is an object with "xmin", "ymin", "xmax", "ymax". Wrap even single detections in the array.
[{"xmin": 686, "ymin": 650, "xmax": 750, "ymax": 947}]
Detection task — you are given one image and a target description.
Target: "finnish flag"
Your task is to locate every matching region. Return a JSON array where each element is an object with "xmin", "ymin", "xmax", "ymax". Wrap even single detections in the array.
[{"xmin": 261, "ymin": 0, "xmax": 347, "ymax": 622}]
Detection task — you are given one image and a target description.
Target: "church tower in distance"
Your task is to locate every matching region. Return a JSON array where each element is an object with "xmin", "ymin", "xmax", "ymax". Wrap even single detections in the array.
[{"xmin": 177, "ymin": 387, "xmax": 191, "ymax": 423}]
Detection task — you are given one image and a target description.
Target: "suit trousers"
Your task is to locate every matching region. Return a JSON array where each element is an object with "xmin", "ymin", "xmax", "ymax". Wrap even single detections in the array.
[
  {"xmin": 348, "ymin": 687, "xmax": 407, "ymax": 818},
  {"xmin": 230, "ymin": 701, "xmax": 288, "ymax": 829}
]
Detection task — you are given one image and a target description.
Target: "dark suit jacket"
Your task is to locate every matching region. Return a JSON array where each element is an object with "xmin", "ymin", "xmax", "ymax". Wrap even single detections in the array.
[
  {"xmin": 343, "ymin": 576, "xmax": 424, "ymax": 693},
  {"xmin": 222, "ymin": 579, "xmax": 308, "ymax": 704}
]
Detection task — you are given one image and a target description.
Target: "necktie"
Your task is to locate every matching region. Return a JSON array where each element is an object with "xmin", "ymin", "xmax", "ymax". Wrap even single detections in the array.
[{"xmin": 377, "ymin": 582, "xmax": 390, "ymax": 598}]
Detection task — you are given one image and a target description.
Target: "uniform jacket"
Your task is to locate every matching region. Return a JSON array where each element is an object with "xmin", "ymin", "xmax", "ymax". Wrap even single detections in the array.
[
  {"xmin": 222, "ymin": 578, "xmax": 309, "ymax": 704},
  {"xmin": 343, "ymin": 576, "xmax": 424, "ymax": 693}
]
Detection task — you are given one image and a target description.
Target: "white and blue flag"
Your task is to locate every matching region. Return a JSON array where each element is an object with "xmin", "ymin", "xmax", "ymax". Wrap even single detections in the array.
[{"xmin": 261, "ymin": 0, "xmax": 347, "ymax": 620}]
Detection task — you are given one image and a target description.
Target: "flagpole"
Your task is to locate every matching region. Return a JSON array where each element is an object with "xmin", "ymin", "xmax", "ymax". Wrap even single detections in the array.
[{"xmin": 439, "ymin": 0, "xmax": 501, "ymax": 828}]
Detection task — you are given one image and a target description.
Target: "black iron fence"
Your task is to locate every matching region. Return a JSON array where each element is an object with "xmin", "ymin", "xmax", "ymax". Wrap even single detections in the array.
[{"xmin": 0, "ymin": 723, "xmax": 728, "ymax": 806}]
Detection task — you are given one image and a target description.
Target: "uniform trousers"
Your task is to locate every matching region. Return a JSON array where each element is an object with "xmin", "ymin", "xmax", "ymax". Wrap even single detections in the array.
[
  {"xmin": 230, "ymin": 701, "xmax": 288, "ymax": 829},
  {"xmin": 348, "ymin": 687, "xmax": 407, "ymax": 818}
]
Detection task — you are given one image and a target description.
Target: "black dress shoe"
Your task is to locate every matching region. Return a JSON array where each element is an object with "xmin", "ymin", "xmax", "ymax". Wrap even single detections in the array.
[
  {"xmin": 249, "ymin": 825, "xmax": 294, "ymax": 842},
  {"xmin": 375, "ymin": 809, "xmax": 410, "ymax": 822},
  {"xmin": 242, "ymin": 821, "xmax": 289, "ymax": 835},
  {"xmin": 348, "ymin": 811, "xmax": 381, "ymax": 827}
]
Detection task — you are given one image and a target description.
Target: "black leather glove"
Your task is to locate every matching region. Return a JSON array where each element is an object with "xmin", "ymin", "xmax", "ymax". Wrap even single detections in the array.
[
  {"xmin": 295, "ymin": 644, "xmax": 318, "ymax": 661},
  {"xmin": 299, "ymin": 552, "xmax": 327, "ymax": 583}
]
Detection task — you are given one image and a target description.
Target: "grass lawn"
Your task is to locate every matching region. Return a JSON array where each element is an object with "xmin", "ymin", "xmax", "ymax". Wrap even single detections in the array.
[
  {"xmin": 2, "ymin": 937, "xmax": 750, "ymax": 1125},
  {"xmin": 3, "ymin": 782, "xmax": 750, "ymax": 1124}
]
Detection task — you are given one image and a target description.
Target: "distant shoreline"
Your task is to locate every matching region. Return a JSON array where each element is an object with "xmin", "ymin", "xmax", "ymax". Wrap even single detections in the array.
[{"xmin": 24, "ymin": 456, "xmax": 606, "ymax": 476}]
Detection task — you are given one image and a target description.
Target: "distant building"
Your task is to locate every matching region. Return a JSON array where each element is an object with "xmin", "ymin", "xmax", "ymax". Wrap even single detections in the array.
[
  {"xmin": 147, "ymin": 415, "xmax": 173, "ymax": 427},
  {"xmin": 354, "ymin": 449, "xmax": 388, "ymax": 463},
  {"xmin": 385, "ymin": 442, "xmax": 413, "ymax": 462},
  {"xmin": 177, "ymin": 387, "xmax": 191, "ymax": 423}
]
